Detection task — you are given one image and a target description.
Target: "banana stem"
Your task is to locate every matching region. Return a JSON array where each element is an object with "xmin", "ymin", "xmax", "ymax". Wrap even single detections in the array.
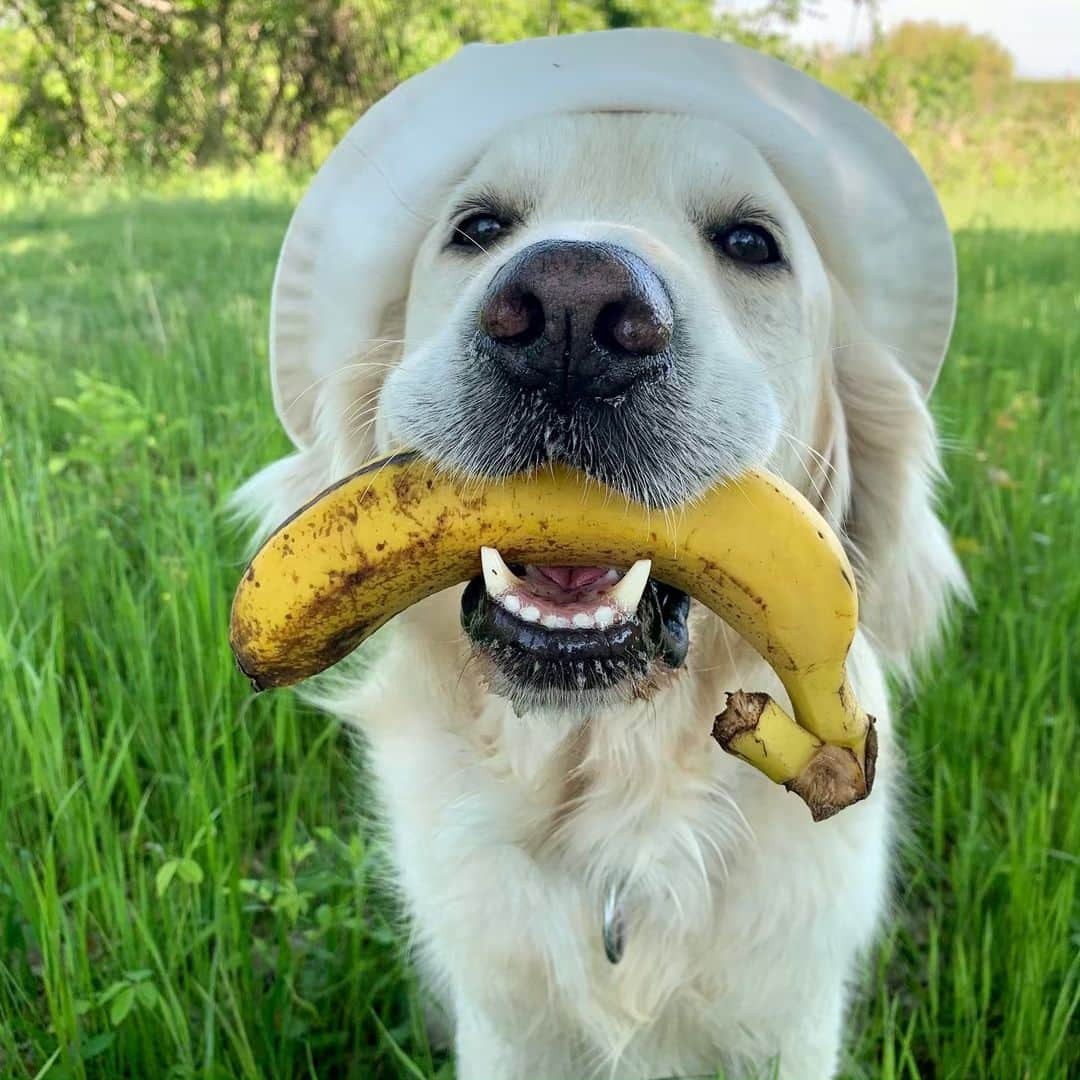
[
  {"xmin": 712, "ymin": 692, "xmax": 821, "ymax": 783},
  {"xmin": 713, "ymin": 691, "xmax": 877, "ymax": 822}
]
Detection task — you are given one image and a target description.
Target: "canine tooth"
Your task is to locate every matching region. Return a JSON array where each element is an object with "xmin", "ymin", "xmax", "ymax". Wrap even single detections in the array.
[
  {"xmin": 572, "ymin": 612, "xmax": 595, "ymax": 629},
  {"xmin": 608, "ymin": 559, "xmax": 652, "ymax": 614},
  {"xmin": 594, "ymin": 605, "xmax": 615, "ymax": 629},
  {"xmin": 520, "ymin": 605, "xmax": 541, "ymax": 622},
  {"xmin": 480, "ymin": 546, "xmax": 523, "ymax": 598}
]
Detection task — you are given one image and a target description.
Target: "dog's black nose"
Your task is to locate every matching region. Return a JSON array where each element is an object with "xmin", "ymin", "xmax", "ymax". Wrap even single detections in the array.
[{"xmin": 478, "ymin": 240, "xmax": 674, "ymax": 402}]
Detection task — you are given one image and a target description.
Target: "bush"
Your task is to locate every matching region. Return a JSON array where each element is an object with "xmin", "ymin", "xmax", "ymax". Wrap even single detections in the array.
[
  {"xmin": 822, "ymin": 20, "xmax": 1014, "ymax": 133},
  {"xmin": 808, "ymin": 22, "xmax": 1075, "ymax": 203},
  {"xmin": 0, "ymin": 0, "xmax": 748, "ymax": 177}
]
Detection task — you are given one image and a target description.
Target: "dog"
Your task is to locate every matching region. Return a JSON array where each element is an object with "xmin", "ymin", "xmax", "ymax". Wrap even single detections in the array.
[{"xmin": 235, "ymin": 33, "xmax": 966, "ymax": 1080}]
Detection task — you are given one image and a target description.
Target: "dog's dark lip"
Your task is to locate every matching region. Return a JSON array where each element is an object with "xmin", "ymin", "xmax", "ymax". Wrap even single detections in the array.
[{"xmin": 460, "ymin": 573, "xmax": 690, "ymax": 702}]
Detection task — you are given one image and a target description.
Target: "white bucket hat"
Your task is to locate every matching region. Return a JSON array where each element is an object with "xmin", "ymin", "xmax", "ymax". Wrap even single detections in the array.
[{"xmin": 270, "ymin": 28, "xmax": 956, "ymax": 449}]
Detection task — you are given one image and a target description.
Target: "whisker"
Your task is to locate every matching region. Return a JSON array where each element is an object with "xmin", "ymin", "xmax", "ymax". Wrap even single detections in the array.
[
  {"xmin": 449, "ymin": 226, "xmax": 494, "ymax": 257},
  {"xmin": 767, "ymin": 339, "xmax": 906, "ymax": 376},
  {"xmin": 780, "ymin": 430, "xmax": 833, "ymax": 511},
  {"xmin": 341, "ymin": 136, "xmax": 502, "ymax": 258},
  {"xmin": 283, "ymin": 340, "xmax": 404, "ymax": 415},
  {"xmin": 340, "ymin": 139, "xmax": 440, "ymax": 228},
  {"xmin": 720, "ymin": 625, "xmax": 745, "ymax": 693},
  {"xmin": 340, "ymin": 398, "xmax": 386, "ymax": 433}
]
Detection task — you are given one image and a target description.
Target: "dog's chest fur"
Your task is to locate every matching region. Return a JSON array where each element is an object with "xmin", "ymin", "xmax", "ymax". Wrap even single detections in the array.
[{"xmin": 347, "ymin": 600, "xmax": 892, "ymax": 1074}]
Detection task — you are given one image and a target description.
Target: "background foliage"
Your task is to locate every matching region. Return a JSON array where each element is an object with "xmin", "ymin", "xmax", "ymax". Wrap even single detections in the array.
[
  {"xmin": 3, "ymin": 1, "xmax": 1075, "ymax": 204},
  {"xmin": 1, "ymin": 2, "xmax": 1077, "ymax": 1079},
  {"xmin": 0, "ymin": 0, "xmax": 787, "ymax": 172}
]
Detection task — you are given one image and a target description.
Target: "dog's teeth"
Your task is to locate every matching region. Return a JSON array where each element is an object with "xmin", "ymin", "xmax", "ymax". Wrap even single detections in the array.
[
  {"xmin": 540, "ymin": 614, "xmax": 576, "ymax": 630},
  {"xmin": 480, "ymin": 546, "xmax": 524, "ymax": 599},
  {"xmin": 608, "ymin": 559, "xmax": 652, "ymax": 614},
  {"xmin": 482, "ymin": 549, "xmax": 649, "ymax": 633}
]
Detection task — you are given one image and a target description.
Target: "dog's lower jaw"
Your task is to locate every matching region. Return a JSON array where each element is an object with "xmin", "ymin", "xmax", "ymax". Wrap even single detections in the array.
[{"xmin": 468, "ymin": 642, "xmax": 690, "ymax": 719}]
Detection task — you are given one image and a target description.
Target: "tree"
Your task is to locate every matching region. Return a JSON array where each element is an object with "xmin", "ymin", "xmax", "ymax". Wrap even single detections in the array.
[{"xmin": 0, "ymin": 0, "xmax": 846, "ymax": 173}]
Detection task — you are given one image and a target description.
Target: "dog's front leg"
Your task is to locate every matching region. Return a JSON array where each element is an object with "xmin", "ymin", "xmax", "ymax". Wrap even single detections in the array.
[
  {"xmin": 768, "ymin": 979, "xmax": 846, "ymax": 1080},
  {"xmin": 454, "ymin": 996, "xmax": 575, "ymax": 1080}
]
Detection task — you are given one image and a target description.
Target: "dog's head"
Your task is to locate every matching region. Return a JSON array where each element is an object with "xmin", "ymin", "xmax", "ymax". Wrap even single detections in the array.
[
  {"xmin": 240, "ymin": 39, "xmax": 965, "ymax": 715},
  {"xmin": 382, "ymin": 114, "xmax": 806, "ymax": 506}
]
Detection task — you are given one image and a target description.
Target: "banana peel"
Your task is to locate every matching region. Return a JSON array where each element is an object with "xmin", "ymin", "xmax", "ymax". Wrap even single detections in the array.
[{"xmin": 230, "ymin": 451, "xmax": 876, "ymax": 821}]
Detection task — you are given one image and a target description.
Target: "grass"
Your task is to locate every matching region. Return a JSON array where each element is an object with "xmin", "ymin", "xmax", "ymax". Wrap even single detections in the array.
[{"xmin": 0, "ymin": 176, "xmax": 1077, "ymax": 1080}]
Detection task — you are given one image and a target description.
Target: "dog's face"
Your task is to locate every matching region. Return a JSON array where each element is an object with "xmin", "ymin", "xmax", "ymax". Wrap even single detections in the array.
[
  {"xmin": 382, "ymin": 113, "xmax": 834, "ymax": 499},
  {"xmin": 374, "ymin": 113, "xmax": 837, "ymax": 712}
]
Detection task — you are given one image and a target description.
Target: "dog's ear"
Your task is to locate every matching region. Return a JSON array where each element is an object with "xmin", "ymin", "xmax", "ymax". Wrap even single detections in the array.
[
  {"xmin": 229, "ymin": 440, "xmax": 334, "ymax": 553},
  {"xmin": 826, "ymin": 282, "xmax": 969, "ymax": 675},
  {"xmin": 231, "ymin": 300, "xmax": 406, "ymax": 550}
]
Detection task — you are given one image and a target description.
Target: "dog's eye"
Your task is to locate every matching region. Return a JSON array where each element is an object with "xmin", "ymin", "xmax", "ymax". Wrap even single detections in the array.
[
  {"xmin": 712, "ymin": 223, "xmax": 781, "ymax": 266},
  {"xmin": 451, "ymin": 212, "xmax": 508, "ymax": 251}
]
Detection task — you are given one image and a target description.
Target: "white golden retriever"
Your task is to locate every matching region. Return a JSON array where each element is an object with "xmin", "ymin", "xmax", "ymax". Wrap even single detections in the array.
[{"xmin": 236, "ymin": 43, "xmax": 966, "ymax": 1080}]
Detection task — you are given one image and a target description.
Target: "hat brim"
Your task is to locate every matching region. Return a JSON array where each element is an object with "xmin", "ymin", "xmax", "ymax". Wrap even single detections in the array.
[{"xmin": 271, "ymin": 28, "xmax": 956, "ymax": 448}]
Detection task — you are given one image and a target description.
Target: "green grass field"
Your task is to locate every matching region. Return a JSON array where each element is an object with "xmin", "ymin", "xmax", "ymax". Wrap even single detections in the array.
[{"xmin": 1, "ymin": 177, "xmax": 1077, "ymax": 1079}]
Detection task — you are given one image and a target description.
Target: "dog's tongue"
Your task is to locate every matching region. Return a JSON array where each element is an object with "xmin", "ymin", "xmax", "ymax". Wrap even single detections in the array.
[
  {"xmin": 532, "ymin": 565, "xmax": 610, "ymax": 590},
  {"xmin": 520, "ymin": 563, "xmax": 623, "ymax": 604}
]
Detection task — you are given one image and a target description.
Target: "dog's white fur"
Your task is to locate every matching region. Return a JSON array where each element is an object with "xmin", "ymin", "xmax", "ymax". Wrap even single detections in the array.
[{"xmin": 236, "ymin": 114, "xmax": 965, "ymax": 1079}]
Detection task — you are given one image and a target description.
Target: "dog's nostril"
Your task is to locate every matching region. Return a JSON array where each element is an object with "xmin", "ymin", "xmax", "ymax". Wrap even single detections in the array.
[
  {"xmin": 480, "ymin": 289, "xmax": 544, "ymax": 346},
  {"xmin": 594, "ymin": 300, "xmax": 673, "ymax": 357},
  {"xmin": 477, "ymin": 240, "xmax": 674, "ymax": 402}
]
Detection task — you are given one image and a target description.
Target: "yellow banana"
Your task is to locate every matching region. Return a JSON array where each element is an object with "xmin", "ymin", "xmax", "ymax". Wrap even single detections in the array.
[{"xmin": 230, "ymin": 451, "xmax": 876, "ymax": 820}]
